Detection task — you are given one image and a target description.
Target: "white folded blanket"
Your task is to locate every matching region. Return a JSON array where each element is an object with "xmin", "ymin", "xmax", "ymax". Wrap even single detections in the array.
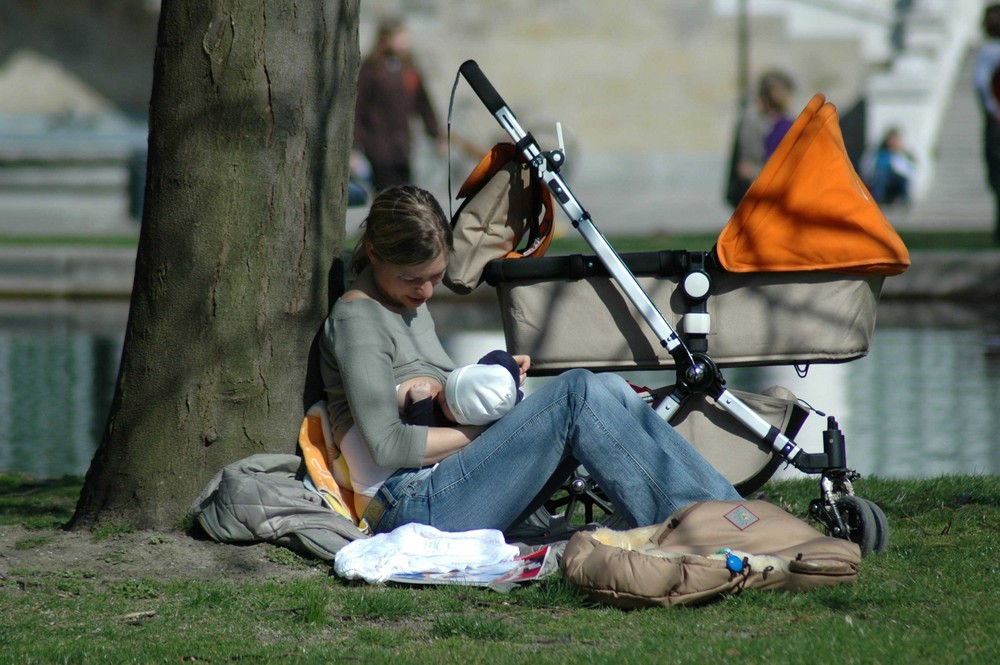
[{"xmin": 333, "ymin": 522, "xmax": 519, "ymax": 583}]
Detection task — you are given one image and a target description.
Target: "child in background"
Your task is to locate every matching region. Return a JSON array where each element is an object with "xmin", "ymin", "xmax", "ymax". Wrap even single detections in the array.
[{"xmin": 866, "ymin": 127, "xmax": 917, "ymax": 206}]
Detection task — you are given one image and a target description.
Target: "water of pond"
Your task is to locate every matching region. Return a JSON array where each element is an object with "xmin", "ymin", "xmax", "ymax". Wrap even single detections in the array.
[{"xmin": 1, "ymin": 298, "xmax": 998, "ymax": 481}]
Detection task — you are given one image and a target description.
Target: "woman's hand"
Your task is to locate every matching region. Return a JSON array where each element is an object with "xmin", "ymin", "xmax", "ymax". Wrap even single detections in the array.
[{"xmin": 512, "ymin": 354, "xmax": 531, "ymax": 386}]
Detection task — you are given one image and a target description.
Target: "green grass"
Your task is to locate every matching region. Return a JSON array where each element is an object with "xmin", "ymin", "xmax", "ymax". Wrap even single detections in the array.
[
  {"xmin": 878, "ymin": 229, "xmax": 997, "ymax": 251},
  {"xmin": 1, "ymin": 473, "xmax": 998, "ymax": 663},
  {"xmin": 0, "ymin": 233, "xmax": 140, "ymax": 248},
  {"xmin": 0, "ymin": 474, "xmax": 84, "ymax": 529}
]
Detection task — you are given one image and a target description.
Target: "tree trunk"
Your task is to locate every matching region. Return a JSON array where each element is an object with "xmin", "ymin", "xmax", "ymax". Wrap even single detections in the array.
[{"xmin": 68, "ymin": 0, "xmax": 360, "ymax": 530}]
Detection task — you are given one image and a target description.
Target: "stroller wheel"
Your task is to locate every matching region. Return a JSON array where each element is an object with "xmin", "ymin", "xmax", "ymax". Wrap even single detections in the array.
[
  {"xmin": 544, "ymin": 467, "xmax": 622, "ymax": 528},
  {"xmin": 860, "ymin": 497, "xmax": 890, "ymax": 555},
  {"xmin": 508, "ymin": 470, "xmax": 625, "ymax": 542},
  {"xmin": 832, "ymin": 496, "xmax": 879, "ymax": 557}
]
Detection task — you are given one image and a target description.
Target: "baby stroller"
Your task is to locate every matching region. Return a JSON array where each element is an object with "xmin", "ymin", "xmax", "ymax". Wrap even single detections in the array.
[{"xmin": 445, "ymin": 61, "xmax": 910, "ymax": 556}]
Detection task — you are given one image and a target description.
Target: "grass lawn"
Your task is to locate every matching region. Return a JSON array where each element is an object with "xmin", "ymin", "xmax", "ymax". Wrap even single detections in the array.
[
  {"xmin": 0, "ymin": 233, "xmax": 141, "ymax": 249},
  {"xmin": 1, "ymin": 473, "xmax": 998, "ymax": 664}
]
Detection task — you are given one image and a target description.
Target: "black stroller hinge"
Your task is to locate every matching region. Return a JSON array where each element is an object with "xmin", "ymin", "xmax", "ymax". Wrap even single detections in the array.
[
  {"xmin": 531, "ymin": 145, "xmax": 566, "ymax": 174},
  {"xmin": 676, "ymin": 352, "xmax": 723, "ymax": 395}
]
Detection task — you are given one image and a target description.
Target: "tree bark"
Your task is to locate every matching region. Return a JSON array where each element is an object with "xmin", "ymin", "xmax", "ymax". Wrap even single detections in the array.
[{"xmin": 68, "ymin": 0, "xmax": 359, "ymax": 530}]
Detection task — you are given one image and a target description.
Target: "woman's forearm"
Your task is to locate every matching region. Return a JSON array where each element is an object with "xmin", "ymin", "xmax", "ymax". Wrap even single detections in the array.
[{"xmin": 422, "ymin": 425, "xmax": 486, "ymax": 465}]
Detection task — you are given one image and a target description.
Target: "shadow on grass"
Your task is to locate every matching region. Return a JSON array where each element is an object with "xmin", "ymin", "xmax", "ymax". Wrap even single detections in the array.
[{"xmin": 0, "ymin": 474, "xmax": 83, "ymax": 527}]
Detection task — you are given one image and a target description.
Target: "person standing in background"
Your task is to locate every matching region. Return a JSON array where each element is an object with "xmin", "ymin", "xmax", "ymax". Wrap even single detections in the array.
[
  {"xmin": 866, "ymin": 126, "xmax": 917, "ymax": 207},
  {"xmin": 973, "ymin": 3, "xmax": 1000, "ymax": 245},
  {"xmin": 890, "ymin": 0, "xmax": 915, "ymax": 56},
  {"xmin": 727, "ymin": 70, "xmax": 796, "ymax": 207},
  {"xmin": 738, "ymin": 70, "xmax": 796, "ymax": 182},
  {"xmin": 352, "ymin": 16, "xmax": 446, "ymax": 193}
]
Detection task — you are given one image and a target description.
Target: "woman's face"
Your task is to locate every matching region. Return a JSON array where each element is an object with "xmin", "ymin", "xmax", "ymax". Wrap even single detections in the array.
[
  {"xmin": 387, "ymin": 29, "xmax": 410, "ymax": 56},
  {"xmin": 369, "ymin": 249, "xmax": 447, "ymax": 311}
]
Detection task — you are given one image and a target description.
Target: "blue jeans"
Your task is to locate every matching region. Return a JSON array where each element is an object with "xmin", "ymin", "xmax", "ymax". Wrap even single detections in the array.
[{"xmin": 364, "ymin": 369, "xmax": 741, "ymax": 533}]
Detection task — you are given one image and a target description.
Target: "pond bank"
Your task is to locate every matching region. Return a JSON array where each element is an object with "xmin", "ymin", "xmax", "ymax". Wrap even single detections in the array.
[{"xmin": 0, "ymin": 246, "xmax": 997, "ymax": 301}]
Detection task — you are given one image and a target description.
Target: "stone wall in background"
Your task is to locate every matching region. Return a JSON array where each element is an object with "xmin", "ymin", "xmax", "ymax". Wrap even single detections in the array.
[
  {"xmin": 0, "ymin": 1, "xmax": 876, "ymax": 234},
  {"xmin": 0, "ymin": 0, "xmax": 158, "ymax": 117}
]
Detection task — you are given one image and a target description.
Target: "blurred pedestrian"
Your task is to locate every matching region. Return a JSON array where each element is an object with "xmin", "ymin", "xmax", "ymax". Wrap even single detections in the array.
[
  {"xmin": 890, "ymin": 0, "xmax": 915, "ymax": 56},
  {"xmin": 974, "ymin": 3, "xmax": 1000, "ymax": 244},
  {"xmin": 353, "ymin": 16, "xmax": 445, "ymax": 192},
  {"xmin": 726, "ymin": 70, "xmax": 796, "ymax": 207},
  {"xmin": 865, "ymin": 127, "xmax": 917, "ymax": 206}
]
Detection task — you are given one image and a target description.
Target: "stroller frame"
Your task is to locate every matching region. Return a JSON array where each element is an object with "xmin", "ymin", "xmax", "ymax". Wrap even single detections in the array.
[{"xmin": 458, "ymin": 60, "xmax": 888, "ymax": 554}]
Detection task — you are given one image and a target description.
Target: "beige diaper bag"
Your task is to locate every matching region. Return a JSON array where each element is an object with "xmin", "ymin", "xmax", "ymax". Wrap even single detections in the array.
[{"xmin": 561, "ymin": 499, "xmax": 861, "ymax": 608}]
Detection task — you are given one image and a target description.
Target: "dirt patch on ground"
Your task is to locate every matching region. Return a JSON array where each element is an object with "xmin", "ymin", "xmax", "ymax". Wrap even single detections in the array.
[{"xmin": 0, "ymin": 525, "xmax": 328, "ymax": 582}]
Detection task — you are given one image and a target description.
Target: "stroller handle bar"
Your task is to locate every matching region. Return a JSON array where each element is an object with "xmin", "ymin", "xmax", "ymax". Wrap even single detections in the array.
[{"xmin": 459, "ymin": 60, "xmax": 506, "ymax": 115}]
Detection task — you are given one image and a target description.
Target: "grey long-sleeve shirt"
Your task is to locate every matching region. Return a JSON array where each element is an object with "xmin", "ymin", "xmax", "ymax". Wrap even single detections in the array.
[{"xmin": 319, "ymin": 297, "xmax": 454, "ymax": 469}]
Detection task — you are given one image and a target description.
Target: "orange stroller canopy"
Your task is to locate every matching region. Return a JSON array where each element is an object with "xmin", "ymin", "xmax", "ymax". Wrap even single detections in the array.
[{"xmin": 717, "ymin": 94, "xmax": 910, "ymax": 275}]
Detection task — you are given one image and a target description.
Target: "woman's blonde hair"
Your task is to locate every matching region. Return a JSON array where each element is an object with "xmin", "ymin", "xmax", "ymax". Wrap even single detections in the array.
[{"xmin": 349, "ymin": 185, "xmax": 452, "ymax": 275}]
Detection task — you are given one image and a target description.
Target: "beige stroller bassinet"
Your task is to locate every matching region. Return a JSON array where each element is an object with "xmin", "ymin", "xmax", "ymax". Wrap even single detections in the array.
[{"xmin": 447, "ymin": 62, "xmax": 910, "ymax": 555}]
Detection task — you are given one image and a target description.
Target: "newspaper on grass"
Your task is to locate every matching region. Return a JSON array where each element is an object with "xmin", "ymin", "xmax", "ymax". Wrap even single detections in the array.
[{"xmin": 386, "ymin": 545, "xmax": 556, "ymax": 591}]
